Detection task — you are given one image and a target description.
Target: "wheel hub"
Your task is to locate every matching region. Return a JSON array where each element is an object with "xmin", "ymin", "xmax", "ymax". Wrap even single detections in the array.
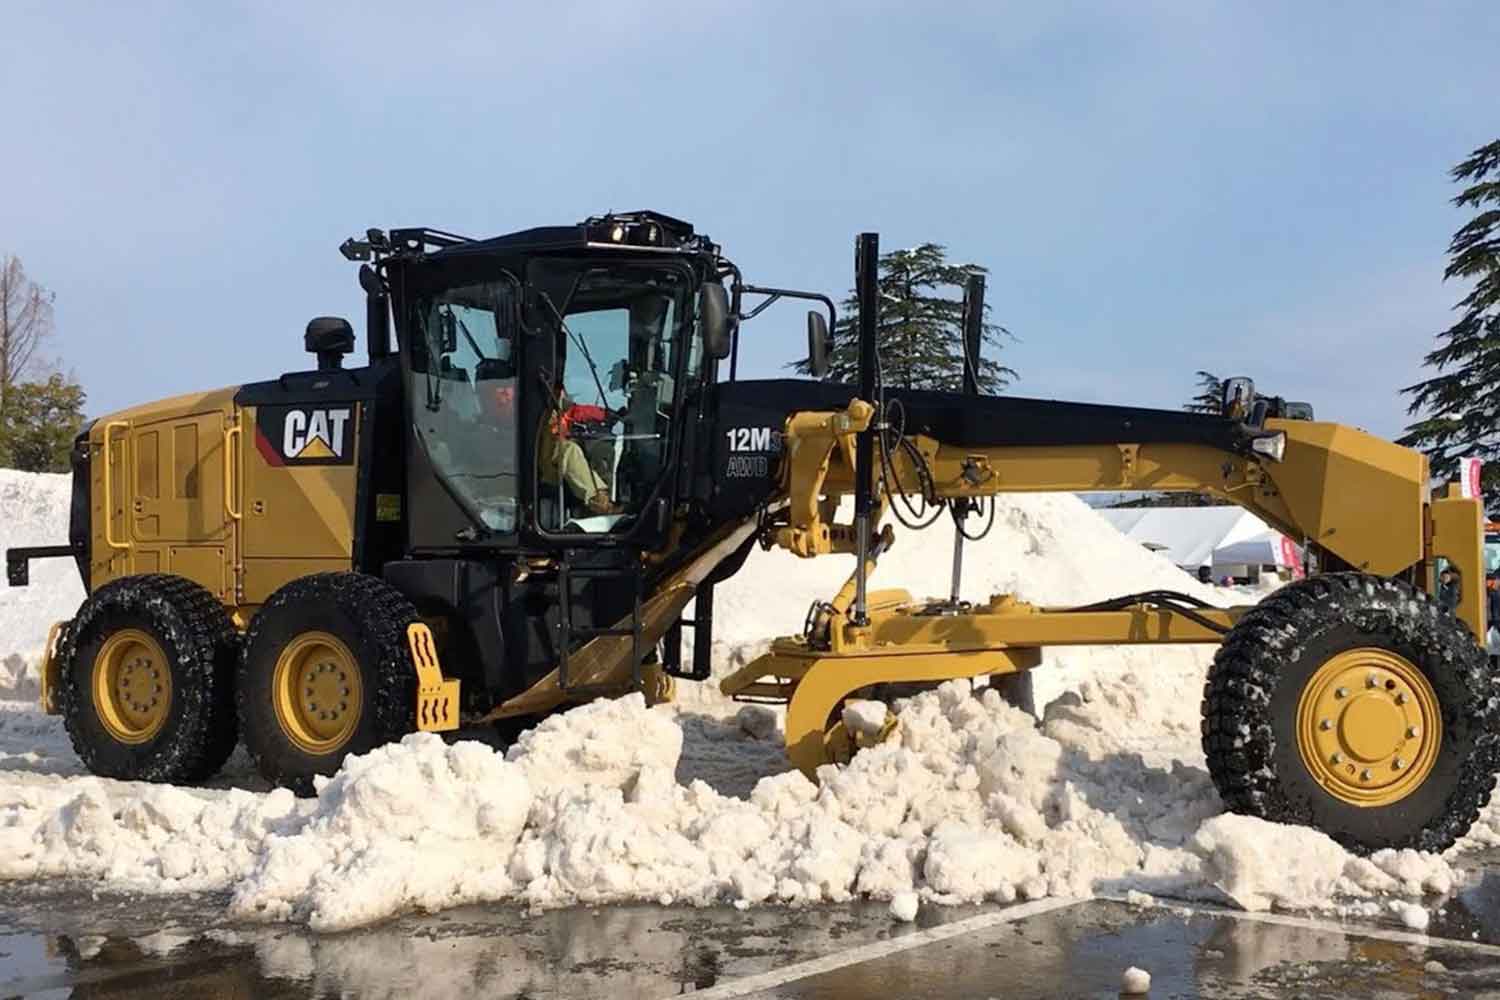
[
  {"xmin": 272, "ymin": 631, "xmax": 363, "ymax": 755},
  {"xmin": 92, "ymin": 629, "xmax": 173, "ymax": 744},
  {"xmin": 1296, "ymin": 647, "xmax": 1440, "ymax": 807}
]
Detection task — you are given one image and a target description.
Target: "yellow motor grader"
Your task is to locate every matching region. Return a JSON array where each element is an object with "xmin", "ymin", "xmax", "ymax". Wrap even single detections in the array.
[{"xmin": 7, "ymin": 216, "xmax": 1496, "ymax": 854}]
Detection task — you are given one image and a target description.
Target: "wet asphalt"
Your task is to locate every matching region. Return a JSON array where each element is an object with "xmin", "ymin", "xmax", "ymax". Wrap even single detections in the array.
[{"xmin": 4, "ymin": 859, "xmax": 1500, "ymax": 1000}]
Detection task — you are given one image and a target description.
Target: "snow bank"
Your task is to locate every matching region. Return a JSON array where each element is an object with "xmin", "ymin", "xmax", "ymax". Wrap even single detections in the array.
[
  {"xmin": 0, "ymin": 686, "xmax": 1467, "ymax": 930},
  {"xmin": 0, "ymin": 471, "xmax": 1487, "ymax": 929},
  {"xmin": 0, "ymin": 470, "xmax": 82, "ymax": 698}
]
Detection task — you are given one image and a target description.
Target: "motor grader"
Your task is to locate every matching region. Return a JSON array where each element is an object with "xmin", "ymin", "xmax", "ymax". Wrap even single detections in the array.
[{"xmin": 7, "ymin": 214, "xmax": 1496, "ymax": 854}]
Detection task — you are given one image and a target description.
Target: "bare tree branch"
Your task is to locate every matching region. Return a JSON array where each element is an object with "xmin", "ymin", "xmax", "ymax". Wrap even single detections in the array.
[{"xmin": 0, "ymin": 254, "xmax": 56, "ymax": 422}]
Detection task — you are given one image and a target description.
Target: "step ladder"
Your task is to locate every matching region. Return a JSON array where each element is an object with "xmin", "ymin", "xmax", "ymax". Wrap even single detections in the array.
[
  {"xmin": 555, "ymin": 550, "xmax": 644, "ymax": 697},
  {"xmin": 661, "ymin": 582, "xmax": 714, "ymax": 681}
]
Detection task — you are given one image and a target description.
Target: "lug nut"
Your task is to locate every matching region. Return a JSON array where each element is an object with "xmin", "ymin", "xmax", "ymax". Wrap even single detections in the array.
[
  {"xmin": 341, "ymin": 687, "xmax": 350, "ymax": 697},
  {"xmin": 1407, "ymin": 726, "xmax": 1419, "ymax": 739},
  {"xmin": 1361, "ymin": 769, "xmax": 1373, "ymax": 781},
  {"xmin": 1395, "ymin": 693, "xmax": 1408, "ymax": 705},
  {"xmin": 1367, "ymin": 674, "xmax": 1379, "ymax": 688},
  {"xmin": 1394, "ymin": 757, "xmax": 1406, "ymax": 770},
  {"xmin": 339, "ymin": 701, "xmax": 348, "ymax": 712},
  {"xmin": 1331, "ymin": 752, "xmax": 1343, "ymax": 764},
  {"xmin": 1319, "ymin": 718, "xmax": 1332, "ymax": 731},
  {"xmin": 1335, "ymin": 688, "xmax": 1348, "ymax": 699}
]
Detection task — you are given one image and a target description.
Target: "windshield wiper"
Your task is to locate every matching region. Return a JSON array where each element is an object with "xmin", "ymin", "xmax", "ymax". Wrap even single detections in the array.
[{"xmin": 536, "ymin": 290, "xmax": 610, "ymax": 407}]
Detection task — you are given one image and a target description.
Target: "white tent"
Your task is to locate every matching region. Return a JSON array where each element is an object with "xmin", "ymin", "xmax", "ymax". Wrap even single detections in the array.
[
  {"xmin": 1097, "ymin": 506, "xmax": 1296, "ymax": 576},
  {"xmin": 1213, "ymin": 530, "xmax": 1299, "ymax": 571}
]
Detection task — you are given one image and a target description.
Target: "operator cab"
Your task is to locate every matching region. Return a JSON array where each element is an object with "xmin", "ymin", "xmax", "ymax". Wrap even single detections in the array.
[{"xmin": 354, "ymin": 211, "xmax": 733, "ymax": 553}]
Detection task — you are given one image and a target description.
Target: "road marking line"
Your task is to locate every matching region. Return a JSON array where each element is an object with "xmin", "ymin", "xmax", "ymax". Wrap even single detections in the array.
[
  {"xmin": 676, "ymin": 896, "xmax": 1082, "ymax": 999},
  {"xmin": 1114, "ymin": 896, "xmax": 1500, "ymax": 957}
]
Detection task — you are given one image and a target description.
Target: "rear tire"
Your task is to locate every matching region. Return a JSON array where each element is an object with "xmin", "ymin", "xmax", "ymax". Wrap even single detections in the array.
[
  {"xmin": 1202, "ymin": 573, "xmax": 1500, "ymax": 854},
  {"xmin": 58, "ymin": 574, "xmax": 240, "ymax": 783},
  {"xmin": 237, "ymin": 572, "xmax": 420, "ymax": 794}
]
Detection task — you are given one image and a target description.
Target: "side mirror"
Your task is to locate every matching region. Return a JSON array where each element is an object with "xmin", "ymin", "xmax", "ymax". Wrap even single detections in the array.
[
  {"xmin": 807, "ymin": 311, "xmax": 830, "ymax": 379},
  {"xmin": 699, "ymin": 282, "xmax": 731, "ymax": 360},
  {"xmin": 1221, "ymin": 376, "xmax": 1256, "ymax": 421}
]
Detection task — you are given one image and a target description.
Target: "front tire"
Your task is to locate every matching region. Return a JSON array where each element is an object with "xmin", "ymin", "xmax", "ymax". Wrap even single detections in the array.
[
  {"xmin": 58, "ymin": 574, "xmax": 240, "ymax": 783},
  {"xmin": 1202, "ymin": 573, "xmax": 1500, "ymax": 854},
  {"xmin": 238, "ymin": 573, "xmax": 421, "ymax": 793}
]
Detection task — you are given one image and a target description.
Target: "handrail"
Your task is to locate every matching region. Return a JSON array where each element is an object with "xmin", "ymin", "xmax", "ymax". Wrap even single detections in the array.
[
  {"xmin": 223, "ymin": 416, "xmax": 242, "ymax": 521},
  {"xmin": 101, "ymin": 421, "xmax": 130, "ymax": 551}
]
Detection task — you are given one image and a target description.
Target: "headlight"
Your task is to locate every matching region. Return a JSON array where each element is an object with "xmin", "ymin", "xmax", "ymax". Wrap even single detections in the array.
[{"xmin": 1251, "ymin": 432, "xmax": 1286, "ymax": 462}]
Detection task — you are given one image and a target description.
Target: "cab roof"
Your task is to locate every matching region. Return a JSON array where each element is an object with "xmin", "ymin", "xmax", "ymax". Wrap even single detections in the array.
[{"xmin": 387, "ymin": 210, "xmax": 718, "ymax": 260}]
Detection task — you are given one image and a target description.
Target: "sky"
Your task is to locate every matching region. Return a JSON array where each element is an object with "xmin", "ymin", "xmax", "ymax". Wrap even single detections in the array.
[{"xmin": 2, "ymin": 1, "xmax": 1496, "ymax": 438}]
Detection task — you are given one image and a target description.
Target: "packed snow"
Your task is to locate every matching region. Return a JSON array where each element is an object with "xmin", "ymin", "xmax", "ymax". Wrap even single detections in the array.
[
  {"xmin": 0, "ymin": 470, "xmax": 1494, "ymax": 931},
  {"xmin": 0, "ymin": 471, "xmax": 83, "ymax": 701},
  {"xmin": 1121, "ymin": 966, "xmax": 1152, "ymax": 994},
  {"xmin": 889, "ymin": 890, "xmax": 919, "ymax": 922}
]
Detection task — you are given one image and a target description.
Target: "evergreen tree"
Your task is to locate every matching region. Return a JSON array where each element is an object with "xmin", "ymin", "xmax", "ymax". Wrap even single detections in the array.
[
  {"xmin": 792, "ymin": 243, "xmax": 1015, "ymax": 392},
  {"xmin": 1400, "ymin": 140, "xmax": 1500, "ymax": 508},
  {"xmin": 0, "ymin": 373, "xmax": 85, "ymax": 472},
  {"xmin": 1184, "ymin": 371, "xmax": 1223, "ymax": 414}
]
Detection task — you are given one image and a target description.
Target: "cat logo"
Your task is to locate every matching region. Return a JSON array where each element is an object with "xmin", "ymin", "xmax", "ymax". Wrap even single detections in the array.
[{"xmin": 254, "ymin": 405, "xmax": 356, "ymax": 467}]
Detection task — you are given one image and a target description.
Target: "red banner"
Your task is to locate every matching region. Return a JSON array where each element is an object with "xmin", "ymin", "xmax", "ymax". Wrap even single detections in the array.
[{"xmin": 1279, "ymin": 534, "xmax": 1303, "ymax": 579}]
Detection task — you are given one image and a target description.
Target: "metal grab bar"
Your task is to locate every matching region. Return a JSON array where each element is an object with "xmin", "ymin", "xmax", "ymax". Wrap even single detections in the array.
[
  {"xmin": 223, "ymin": 417, "xmax": 242, "ymax": 521},
  {"xmin": 101, "ymin": 421, "xmax": 129, "ymax": 551}
]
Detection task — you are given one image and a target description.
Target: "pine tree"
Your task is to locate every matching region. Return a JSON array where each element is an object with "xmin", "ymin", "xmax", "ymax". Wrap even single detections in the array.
[
  {"xmin": 0, "ymin": 373, "xmax": 85, "ymax": 472},
  {"xmin": 1399, "ymin": 140, "xmax": 1500, "ymax": 508},
  {"xmin": 1184, "ymin": 371, "xmax": 1223, "ymax": 414},
  {"xmin": 792, "ymin": 243, "xmax": 1015, "ymax": 392}
]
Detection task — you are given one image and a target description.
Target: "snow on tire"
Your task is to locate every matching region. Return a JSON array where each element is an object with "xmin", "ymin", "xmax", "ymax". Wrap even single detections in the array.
[
  {"xmin": 57, "ymin": 574, "xmax": 240, "ymax": 783},
  {"xmin": 1202, "ymin": 572, "xmax": 1500, "ymax": 854},
  {"xmin": 237, "ymin": 572, "xmax": 421, "ymax": 795}
]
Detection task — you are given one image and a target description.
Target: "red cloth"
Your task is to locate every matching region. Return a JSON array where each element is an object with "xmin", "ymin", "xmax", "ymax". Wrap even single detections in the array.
[{"xmin": 554, "ymin": 403, "xmax": 609, "ymax": 438}]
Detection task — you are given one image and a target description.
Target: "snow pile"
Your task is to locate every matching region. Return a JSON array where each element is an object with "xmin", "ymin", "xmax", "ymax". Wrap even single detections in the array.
[
  {"xmin": 0, "ymin": 470, "xmax": 82, "ymax": 698},
  {"xmin": 0, "ymin": 686, "xmax": 1461, "ymax": 929},
  {"xmin": 0, "ymin": 778, "xmax": 301, "ymax": 887},
  {"xmin": 232, "ymin": 736, "xmax": 532, "ymax": 929},
  {"xmin": 0, "ymin": 471, "xmax": 1484, "ymax": 929}
]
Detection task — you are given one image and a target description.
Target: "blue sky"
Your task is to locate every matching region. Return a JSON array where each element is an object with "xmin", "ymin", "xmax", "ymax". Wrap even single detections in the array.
[{"xmin": 2, "ymin": 2, "xmax": 1495, "ymax": 437}]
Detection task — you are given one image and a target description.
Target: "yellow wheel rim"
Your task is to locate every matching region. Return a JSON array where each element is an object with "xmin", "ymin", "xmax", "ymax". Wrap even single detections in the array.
[
  {"xmin": 272, "ymin": 631, "xmax": 363, "ymax": 756},
  {"xmin": 1296, "ymin": 647, "xmax": 1441, "ymax": 807},
  {"xmin": 92, "ymin": 629, "xmax": 173, "ymax": 744}
]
